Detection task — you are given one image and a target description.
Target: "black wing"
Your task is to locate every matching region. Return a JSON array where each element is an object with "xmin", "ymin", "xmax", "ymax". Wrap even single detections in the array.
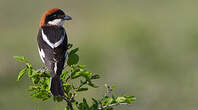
[{"xmin": 37, "ymin": 26, "xmax": 68, "ymax": 77}]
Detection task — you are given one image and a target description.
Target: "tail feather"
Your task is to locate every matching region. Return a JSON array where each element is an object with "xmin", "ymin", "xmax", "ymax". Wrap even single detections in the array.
[{"xmin": 50, "ymin": 76, "xmax": 64, "ymax": 97}]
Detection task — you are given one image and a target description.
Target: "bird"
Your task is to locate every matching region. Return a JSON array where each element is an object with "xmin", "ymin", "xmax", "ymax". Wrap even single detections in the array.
[{"xmin": 37, "ymin": 8, "xmax": 72, "ymax": 97}]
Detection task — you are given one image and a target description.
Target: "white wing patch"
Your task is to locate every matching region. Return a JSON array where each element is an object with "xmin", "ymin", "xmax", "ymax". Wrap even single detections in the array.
[
  {"xmin": 38, "ymin": 48, "xmax": 45, "ymax": 63},
  {"xmin": 54, "ymin": 62, "xmax": 57, "ymax": 74},
  {"xmin": 41, "ymin": 29, "xmax": 65, "ymax": 48},
  {"xmin": 42, "ymin": 30, "xmax": 54, "ymax": 48}
]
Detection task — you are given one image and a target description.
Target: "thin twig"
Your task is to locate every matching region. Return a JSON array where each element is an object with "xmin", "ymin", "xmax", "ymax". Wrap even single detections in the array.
[
  {"xmin": 78, "ymin": 80, "xmax": 87, "ymax": 89},
  {"xmin": 98, "ymin": 103, "xmax": 128, "ymax": 110},
  {"xmin": 62, "ymin": 96, "xmax": 73, "ymax": 110},
  {"xmin": 67, "ymin": 100, "xmax": 74, "ymax": 110},
  {"xmin": 100, "ymin": 85, "xmax": 112, "ymax": 102},
  {"xmin": 66, "ymin": 75, "xmax": 71, "ymax": 82},
  {"xmin": 67, "ymin": 43, "xmax": 73, "ymax": 50}
]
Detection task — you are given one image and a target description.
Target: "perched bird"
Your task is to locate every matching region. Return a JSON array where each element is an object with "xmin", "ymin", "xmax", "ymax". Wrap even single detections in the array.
[{"xmin": 37, "ymin": 8, "xmax": 72, "ymax": 97}]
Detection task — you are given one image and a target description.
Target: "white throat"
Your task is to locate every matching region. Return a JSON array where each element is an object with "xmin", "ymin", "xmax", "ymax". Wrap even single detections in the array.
[{"xmin": 48, "ymin": 19, "xmax": 64, "ymax": 26}]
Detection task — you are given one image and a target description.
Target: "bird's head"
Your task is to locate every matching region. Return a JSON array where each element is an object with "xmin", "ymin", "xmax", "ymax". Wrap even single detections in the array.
[{"xmin": 40, "ymin": 8, "xmax": 72, "ymax": 27}]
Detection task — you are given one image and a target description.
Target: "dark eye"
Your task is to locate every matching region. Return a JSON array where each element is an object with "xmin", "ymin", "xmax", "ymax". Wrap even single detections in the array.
[{"xmin": 52, "ymin": 14, "xmax": 57, "ymax": 17}]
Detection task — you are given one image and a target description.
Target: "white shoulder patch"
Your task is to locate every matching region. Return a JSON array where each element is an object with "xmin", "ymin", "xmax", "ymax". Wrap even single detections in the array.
[
  {"xmin": 54, "ymin": 62, "xmax": 57, "ymax": 74},
  {"xmin": 41, "ymin": 29, "xmax": 65, "ymax": 48},
  {"xmin": 38, "ymin": 48, "xmax": 45, "ymax": 63},
  {"xmin": 42, "ymin": 30, "xmax": 55, "ymax": 48}
]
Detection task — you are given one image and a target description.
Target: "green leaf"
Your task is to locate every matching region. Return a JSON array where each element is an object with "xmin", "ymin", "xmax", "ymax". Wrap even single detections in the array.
[
  {"xmin": 116, "ymin": 97, "xmax": 126, "ymax": 103},
  {"xmin": 105, "ymin": 84, "xmax": 109, "ymax": 89},
  {"xmin": 61, "ymin": 71, "xmax": 68, "ymax": 79},
  {"xmin": 71, "ymin": 69, "xmax": 81, "ymax": 79},
  {"xmin": 83, "ymin": 98, "xmax": 89, "ymax": 108},
  {"xmin": 125, "ymin": 96, "xmax": 136, "ymax": 100},
  {"xmin": 53, "ymin": 96, "xmax": 63, "ymax": 102},
  {"xmin": 29, "ymin": 86, "xmax": 40, "ymax": 91},
  {"xmin": 111, "ymin": 85, "xmax": 116, "ymax": 89},
  {"xmin": 80, "ymin": 70, "xmax": 92, "ymax": 79},
  {"xmin": 91, "ymin": 74, "xmax": 100, "ymax": 79},
  {"xmin": 69, "ymin": 48, "xmax": 79, "ymax": 55},
  {"xmin": 131, "ymin": 96, "xmax": 136, "ymax": 101},
  {"xmin": 27, "ymin": 66, "xmax": 32, "ymax": 77},
  {"xmin": 78, "ymin": 64, "xmax": 86, "ymax": 69},
  {"xmin": 92, "ymin": 98, "xmax": 98, "ymax": 104},
  {"xmin": 106, "ymin": 98, "xmax": 113, "ymax": 105},
  {"xmin": 124, "ymin": 96, "xmax": 136, "ymax": 103},
  {"xmin": 77, "ymin": 88, "xmax": 88, "ymax": 92},
  {"xmin": 63, "ymin": 83, "xmax": 72, "ymax": 94},
  {"xmin": 88, "ymin": 81, "xmax": 98, "ymax": 88},
  {"xmin": 26, "ymin": 63, "xmax": 32, "ymax": 68},
  {"xmin": 112, "ymin": 94, "xmax": 116, "ymax": 100},
  {"xmin": 67, "ymin": 54, "xmax": 79, "ymax": 66},
  {"xmin": 32, "ymin": 77, "xmax": 40, "ymax": 84},
  {"xmin": 90, "ymin": 98, "xmax": 99, "ymax": 110},
  {"xmin": 17, "ymin": 68, "xmax": 27, "ymax": 81},
  {"xmin": 65, "ymin": 106, "xmax": 69, "ymax": 110},
  {"xmin": 13, "ymin": 56, "xmax": 28, "ymax": 63}
]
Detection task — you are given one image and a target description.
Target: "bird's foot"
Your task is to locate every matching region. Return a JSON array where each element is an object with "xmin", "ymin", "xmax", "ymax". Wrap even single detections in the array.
[{"xmin": 37, "ymin": 66, "xmax": 47, "ymax": 73}]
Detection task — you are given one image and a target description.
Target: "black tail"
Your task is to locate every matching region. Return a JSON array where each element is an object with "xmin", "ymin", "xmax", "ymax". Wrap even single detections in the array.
[{"xmin": 50, "ymin": 76, "xmax": 64, "ymax": 97}]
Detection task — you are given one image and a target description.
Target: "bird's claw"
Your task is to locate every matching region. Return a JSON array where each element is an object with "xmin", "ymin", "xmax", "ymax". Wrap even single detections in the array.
[{"xmin": 37, "ymin": 66, "xmax": 47, "ymax": 73}]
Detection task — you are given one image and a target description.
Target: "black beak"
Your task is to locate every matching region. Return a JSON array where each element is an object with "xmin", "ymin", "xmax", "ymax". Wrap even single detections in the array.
[{"xmin": 64, "ymin": 15, "xmax": 72, "ymax": 20}]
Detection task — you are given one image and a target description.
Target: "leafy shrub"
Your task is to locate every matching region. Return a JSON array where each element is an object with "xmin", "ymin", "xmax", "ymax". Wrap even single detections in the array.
[{"xmin": 14, "ymin": 44, "xmax": 136, "ymax": 110}]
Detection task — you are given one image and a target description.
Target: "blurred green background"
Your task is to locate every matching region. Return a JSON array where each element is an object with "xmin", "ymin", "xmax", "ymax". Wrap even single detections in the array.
[{"xmin": 0, "ymin": 0, "xmax": 198, "ymax": 110}]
